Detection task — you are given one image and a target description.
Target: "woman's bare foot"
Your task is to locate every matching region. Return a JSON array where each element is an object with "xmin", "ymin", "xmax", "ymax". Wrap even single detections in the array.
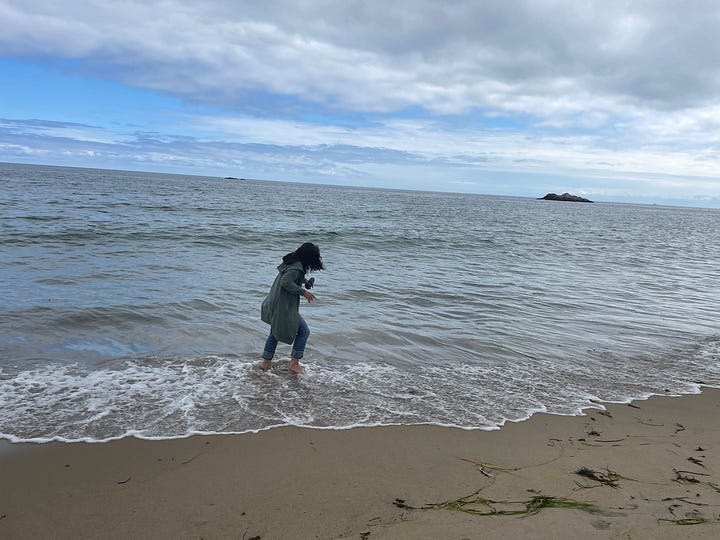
[
  {"xmin": 288, "ymin": 359, "xmax": 305, "ymax": 374},
  {"xmin": 258, "ymin": 359, "xmax": 272, "ymax": 371}
]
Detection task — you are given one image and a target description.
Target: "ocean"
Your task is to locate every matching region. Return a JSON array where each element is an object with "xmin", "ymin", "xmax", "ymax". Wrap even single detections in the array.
[{"xmin": 1, "ymin": 162, "xmax": 719, "ymax": 443}]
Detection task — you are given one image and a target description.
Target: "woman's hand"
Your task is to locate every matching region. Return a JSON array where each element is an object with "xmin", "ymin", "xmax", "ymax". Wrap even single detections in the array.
[{"xmin": 303, "ymin": 290, "xmax": 316, "ymax": 302}]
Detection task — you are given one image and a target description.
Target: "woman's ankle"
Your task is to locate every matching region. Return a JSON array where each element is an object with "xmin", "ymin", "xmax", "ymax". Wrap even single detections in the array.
[
  {"xmin": 288, "ymin": 358, "xmax": 305, "ymax": 373},
  {"xmin": 259, "ymin": 359, "xmax": 272, "ymax": 371}
]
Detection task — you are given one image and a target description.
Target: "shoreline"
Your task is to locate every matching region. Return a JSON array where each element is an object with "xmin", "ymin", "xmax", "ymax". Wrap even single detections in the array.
[
  {"xmin": 1, "ymin": 388, "xmax": 719, "ymax": 539},
  {"xmin": 3, "ymin": 384, "xmax": 715, "ymax": 445}
]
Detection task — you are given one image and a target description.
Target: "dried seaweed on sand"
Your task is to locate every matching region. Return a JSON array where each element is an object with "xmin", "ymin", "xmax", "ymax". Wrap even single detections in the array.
[{"xmin": 394, "ymin": 491, "xmax": 595, "ymax": 517}]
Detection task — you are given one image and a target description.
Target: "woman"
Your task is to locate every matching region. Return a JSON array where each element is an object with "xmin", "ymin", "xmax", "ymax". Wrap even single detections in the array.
[{"xmin": 259, "ymin": 242, "xmax": 324, "ymax": 373}]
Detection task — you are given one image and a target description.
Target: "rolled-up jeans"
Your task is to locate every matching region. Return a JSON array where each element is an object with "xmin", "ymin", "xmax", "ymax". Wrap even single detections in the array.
[{"xmin": 262, "ymin": 316, "xmax": 310, "ymax": 360}]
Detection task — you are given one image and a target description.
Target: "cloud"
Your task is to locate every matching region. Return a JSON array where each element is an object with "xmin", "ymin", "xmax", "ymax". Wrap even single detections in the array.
[
  {"xmin": 1, "ymin": 1, "xmax": 718, "ymax": 204},
  {"xmin": 0, "ymin": 118, "xmax": 118, "ymax": 144},
  {"xmin": 2, "ymin": 0, "xmax": 720, "ymax": 122},
  {"xmin": 3, "ymin": 115, "xmax": 719, "ymax": 202}
]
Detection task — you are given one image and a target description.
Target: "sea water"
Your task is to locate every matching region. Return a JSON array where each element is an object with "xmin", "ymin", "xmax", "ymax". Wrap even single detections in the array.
[{"xmin": 1, "ymin": 162, "xmax": 719, "ymax": 442}]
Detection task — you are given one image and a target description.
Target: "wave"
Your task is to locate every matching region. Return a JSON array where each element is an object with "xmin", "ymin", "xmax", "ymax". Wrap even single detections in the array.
[
  {"xmin": 4, "ymin": 165, "xmax": 720, "ymax": 444},
  {"xmin": 1, "ymin": 338, "xmax": 718, "ymax": 443}
]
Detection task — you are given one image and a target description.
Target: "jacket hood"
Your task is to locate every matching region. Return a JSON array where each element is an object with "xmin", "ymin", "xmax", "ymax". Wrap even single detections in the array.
[{"xmin": 277, "ymin": 260, "xmax": 304, "ymax": 273}]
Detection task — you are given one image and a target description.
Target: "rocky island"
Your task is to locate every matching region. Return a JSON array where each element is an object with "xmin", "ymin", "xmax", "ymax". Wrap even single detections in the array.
[{"xmin": 539, "ymin": 192, "xmax": 593, "ymax": 203}]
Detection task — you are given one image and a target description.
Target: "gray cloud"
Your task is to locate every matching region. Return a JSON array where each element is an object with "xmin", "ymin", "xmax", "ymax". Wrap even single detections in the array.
[
  {"xmin": 2, "ymin": 0, "xmax": 719, "ymax": 121},
  {"xmin": 0, "ymin": 119, "xmax": 100, "ymax": 130},
  {"xmin": 3, "ymin": 115, "xmax": 719, "ymax": 204},
  {"xmin": 1, "ymin": 2, "xmax": 719, "ymax": 203},
  {"xmin": 0, "ymin": 117, "xmax": 412, "ymax": 183}
]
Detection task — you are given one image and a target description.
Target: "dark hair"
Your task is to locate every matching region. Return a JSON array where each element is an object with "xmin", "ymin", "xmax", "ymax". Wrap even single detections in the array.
[{"xmin": 283, "ymin": 242, "xmax": 324, "ymax": 272}]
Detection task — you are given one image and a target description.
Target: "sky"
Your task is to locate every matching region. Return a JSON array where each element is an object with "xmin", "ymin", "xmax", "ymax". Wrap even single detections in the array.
[{"xmin": 1, "ymin": 1, "xmax": 720, "ymax": 206}]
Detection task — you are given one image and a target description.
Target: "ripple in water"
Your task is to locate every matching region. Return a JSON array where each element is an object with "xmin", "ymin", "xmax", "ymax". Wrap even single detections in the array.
[{"xmin": 1, "ymin": 163, "xmax": 720, "ymax": 441}]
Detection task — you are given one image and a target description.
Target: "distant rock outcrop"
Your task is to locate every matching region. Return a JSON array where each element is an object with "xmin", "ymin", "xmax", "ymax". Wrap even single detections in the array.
[{"xmin": 539, "ymin": 192, "xmax": 593, "ymax": 203}]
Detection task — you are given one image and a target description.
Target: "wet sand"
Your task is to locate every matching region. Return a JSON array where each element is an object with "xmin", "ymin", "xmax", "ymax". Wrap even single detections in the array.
[{"xmin": 1, "ymin": 388, "xmax": 719, "ymax": 539}]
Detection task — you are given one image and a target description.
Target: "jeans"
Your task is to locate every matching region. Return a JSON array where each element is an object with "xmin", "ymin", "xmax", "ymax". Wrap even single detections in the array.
[{"xmin": 262, "ymin": 316, "xmax": 310, "ymax": 360}]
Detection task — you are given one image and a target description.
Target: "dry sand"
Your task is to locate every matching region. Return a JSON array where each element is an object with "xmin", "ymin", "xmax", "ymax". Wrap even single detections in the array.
[{"xmin": 1, "ymin": 387, "xmax": 719, "ymax": 539}]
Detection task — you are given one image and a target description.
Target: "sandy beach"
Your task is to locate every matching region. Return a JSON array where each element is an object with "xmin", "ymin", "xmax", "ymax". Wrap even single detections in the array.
[{"xmin": 1, "ymin": 388, "xmax": 719, "ymax": 539}]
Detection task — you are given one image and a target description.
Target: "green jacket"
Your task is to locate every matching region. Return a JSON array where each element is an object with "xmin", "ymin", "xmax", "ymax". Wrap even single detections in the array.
[{"xmin": 261, "ymin": 261, "xmax": 306, "ymax": 344}]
